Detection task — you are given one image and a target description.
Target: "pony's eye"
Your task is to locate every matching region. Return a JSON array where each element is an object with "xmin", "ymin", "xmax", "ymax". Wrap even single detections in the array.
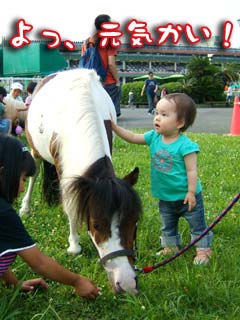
[{"xmin": 93, "ymin": 223, "xmax": 100, "ymax": 230}]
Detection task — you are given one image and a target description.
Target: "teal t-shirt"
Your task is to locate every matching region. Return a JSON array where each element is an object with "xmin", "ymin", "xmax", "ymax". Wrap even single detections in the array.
[{"xmin": 144, "ymin": 130, "xmax": 202, "ymax": 201}]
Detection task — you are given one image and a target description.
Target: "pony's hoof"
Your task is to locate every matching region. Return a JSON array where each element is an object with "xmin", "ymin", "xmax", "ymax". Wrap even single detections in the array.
[{"xmin": 67, "ymin": 245, "xmax": 82, "ymax": 255}]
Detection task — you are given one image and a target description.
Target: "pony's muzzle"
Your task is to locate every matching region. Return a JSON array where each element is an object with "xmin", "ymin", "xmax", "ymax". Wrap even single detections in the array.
[
  {"xmin": 115, "ymin": 284, "xmax": 138, "ymax": 295},
  {"xmin": 114, "ymin": 275, "xmax": 138, "ymax": 295}
]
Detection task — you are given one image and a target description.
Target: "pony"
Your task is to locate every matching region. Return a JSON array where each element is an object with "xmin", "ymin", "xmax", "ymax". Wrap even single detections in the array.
[{"xmin": 20, "ymin": 69, "xmax": 142, "ymax": 294}]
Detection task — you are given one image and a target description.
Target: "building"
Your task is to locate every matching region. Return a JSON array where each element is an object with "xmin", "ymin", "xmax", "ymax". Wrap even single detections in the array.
[
  {"xmin": 62, "ymin": 36, "xmax": 240, "ymax": 83},
  {"xmin": 1, "ymin": 37, "xmax": 240, "ymax": 84}
]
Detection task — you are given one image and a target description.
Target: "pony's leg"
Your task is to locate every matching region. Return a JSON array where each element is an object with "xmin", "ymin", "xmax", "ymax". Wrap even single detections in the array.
[
  {"xmin": 20, "ymin": 157, "xmax": 42, "ymax": 216},
  {"xmin": 61, "ymin": 187, "xmax": 82, "ymax": 254},
  {"xmin": 67, "ymin": 213, "xmax": 82, "ymax": 254}
]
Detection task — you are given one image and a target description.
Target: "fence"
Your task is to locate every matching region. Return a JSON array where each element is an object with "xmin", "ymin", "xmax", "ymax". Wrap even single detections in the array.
[{"xmin": 0, "ymin": 77, "xmax": 42, "ymax": 92}]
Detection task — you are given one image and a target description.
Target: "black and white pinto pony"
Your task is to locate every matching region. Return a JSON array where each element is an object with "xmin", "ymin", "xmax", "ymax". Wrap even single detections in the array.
[{"xmin": 20, "ymin": 69, "xmax": 142, "ymax": 294}]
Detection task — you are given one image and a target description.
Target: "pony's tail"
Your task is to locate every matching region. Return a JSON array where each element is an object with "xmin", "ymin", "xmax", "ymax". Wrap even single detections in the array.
[{"xmin": 42, "ymin": 160, "xmax": 60, "ymax": 205}]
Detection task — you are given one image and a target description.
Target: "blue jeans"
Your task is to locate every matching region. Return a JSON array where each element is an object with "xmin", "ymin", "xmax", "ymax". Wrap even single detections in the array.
[
  {"xmin": 103, "ymin": 83, "xmax": 121, "ymax": 116},
  {"xmin": 159, "ymin": 192, "xmax": 213, "ymax": 248},
  {"xmin": 0, "ymin": 118, "xmax": 11, "ymax": 134},
  {"xmin": 147, "ymin": 92, "xmax": 155, "ymax": 113}
]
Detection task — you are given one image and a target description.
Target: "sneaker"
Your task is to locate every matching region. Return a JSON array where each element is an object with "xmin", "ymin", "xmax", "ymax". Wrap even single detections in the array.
[
  {"xmin": 194, "ymin": 248, "xmax": 212, "ymax": 265},
  {"xmin": 156, "ymin": 246, "xmax": 179, "ymax": 256}
]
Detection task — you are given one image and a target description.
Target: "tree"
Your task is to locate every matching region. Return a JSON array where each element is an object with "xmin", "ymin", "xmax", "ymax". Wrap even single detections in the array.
[
  {"xmin": 185, "ymin": 56, "xmax": 224, "ymax": 103},
  {"xmin": 177, "ymin": 77, "xmax": 193, "ymax": 95},
  {"xmin": 216, "ymin": 63, "xmax": 240, "ymax": 85}
]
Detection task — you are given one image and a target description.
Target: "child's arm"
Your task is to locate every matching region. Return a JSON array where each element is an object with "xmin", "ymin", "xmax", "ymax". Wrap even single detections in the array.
[
  {"xmin": 17, "ymin": 106, "xmax": 28, "ymax": 112},
  {"xmin": 184, "ymin": 152, "xmax": 197, "ymax": 211},
  {"xmin": 2, "ymin": 268, "xmax": 18, "ymax": 286},
  {"xmin": 9, "ymin": 98, "xmax": 25, "ymax": 111},
  {"xmin": 108, "ymin": 56, "xmax": 120, "ymax": 85},
  {"xmin": 112, "ymin": 121, "xmax": 146, "ymax": 144},
  {"xmin": 19, "ymin": 246, "xmax": 99, "ymax": 299},
  {"xmin": 2, "ymin": 268, "xmax": 48, "ymax": 292},
  {"xmin": 141, "ymin": 84, "xmax": 146, "ymax": 96}
]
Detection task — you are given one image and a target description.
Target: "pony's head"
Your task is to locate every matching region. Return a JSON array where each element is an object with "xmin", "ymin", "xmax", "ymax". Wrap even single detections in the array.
[{"xmin": 68, "ymin": 157, "xmax": 142, "ymax": 294}]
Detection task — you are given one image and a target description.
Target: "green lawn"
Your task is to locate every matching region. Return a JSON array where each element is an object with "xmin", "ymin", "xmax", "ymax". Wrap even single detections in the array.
[{"xmin": 1, "ymin": 132, "xmax": 240, "ymax": 320}]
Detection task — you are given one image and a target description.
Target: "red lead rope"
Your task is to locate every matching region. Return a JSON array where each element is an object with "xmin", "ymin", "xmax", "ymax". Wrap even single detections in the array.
[{"xmin": 134, "ymin": 193, "xmax": 240, "ymax": 274}]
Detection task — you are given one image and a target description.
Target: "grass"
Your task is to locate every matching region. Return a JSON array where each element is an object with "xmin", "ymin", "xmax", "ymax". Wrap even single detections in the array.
[{"xmin": 1, "ymin": 132, "xmax": 240, "ymax": 320}]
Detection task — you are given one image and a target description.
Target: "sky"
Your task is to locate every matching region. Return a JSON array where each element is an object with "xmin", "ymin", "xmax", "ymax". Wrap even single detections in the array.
[{"xmin": 1, "ymin": 0, "xmax": 240, "ymax": 49}]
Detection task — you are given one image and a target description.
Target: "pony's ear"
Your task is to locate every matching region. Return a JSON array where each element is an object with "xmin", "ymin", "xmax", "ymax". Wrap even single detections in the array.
[{"xmin": 123, "ymin": 167, "xmax": 139, "ymax": 186}]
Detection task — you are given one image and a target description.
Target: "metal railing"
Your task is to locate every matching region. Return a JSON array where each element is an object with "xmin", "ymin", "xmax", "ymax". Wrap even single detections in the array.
[{"xmin": 0, "ymin": 77, "xmax": 42, "ymax": 92}]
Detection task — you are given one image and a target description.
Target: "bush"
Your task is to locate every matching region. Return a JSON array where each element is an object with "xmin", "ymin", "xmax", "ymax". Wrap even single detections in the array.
[
  {"xmin": 161, "ymin": 81, "xmax": 183, "ymax": 93},
  {"xmin": 121, "ymin": 81, "xmax": 184, "ymax": 107},
  {"xmin": 121, "ymin": 81, "xmax": 146, "ymax": 106}
]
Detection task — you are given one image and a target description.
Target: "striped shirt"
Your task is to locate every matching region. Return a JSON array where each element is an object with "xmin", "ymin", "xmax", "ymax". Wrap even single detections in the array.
[
  {"xmin": 0, "ymin": 197, "xmax": 35, "ymax": 277},
  {"xmin": 0, "ymin": 252, "xmax": 17, "ymax": 277}
]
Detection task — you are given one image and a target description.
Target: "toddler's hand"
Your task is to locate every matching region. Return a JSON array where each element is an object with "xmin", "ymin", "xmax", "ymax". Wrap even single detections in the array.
[
  {"xmin": 184, "ymin": 192, "xmax": 196, "ymax": 211},
  {"xmin": 110, "ymin": 116, "xmax": 117, "ymax": 131}
]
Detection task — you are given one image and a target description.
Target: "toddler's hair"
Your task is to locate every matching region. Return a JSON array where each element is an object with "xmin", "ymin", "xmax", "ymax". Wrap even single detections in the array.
[
  {"xmin": 27, "ymin": 81, "xmax": 37, "ymax": 95},
  {"xmin": 164, "ymin": 93, "xmax": 196, "ymax": 131}
]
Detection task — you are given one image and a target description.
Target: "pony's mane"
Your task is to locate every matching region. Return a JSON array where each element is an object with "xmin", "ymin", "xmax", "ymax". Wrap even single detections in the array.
[
  {"xmin": 59, "ymin": 69, "xmax": 101, "ymax": 124},
  {"xmin": 67, "ymin": 156, "xmax": 142, "ymax": 228},
  {"xmin": 84, "ymin": 155, "xmax": 115, "ymax": 179},
  {"xmin": 57, "ymin": 69, "xmax": 111, "ymax": 177}
]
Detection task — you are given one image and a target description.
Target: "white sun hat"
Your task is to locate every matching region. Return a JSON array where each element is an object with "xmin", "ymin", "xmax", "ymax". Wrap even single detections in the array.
[{"xmin": 11, "ymin": 82, "xmax": 23, "ymax": 91}]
